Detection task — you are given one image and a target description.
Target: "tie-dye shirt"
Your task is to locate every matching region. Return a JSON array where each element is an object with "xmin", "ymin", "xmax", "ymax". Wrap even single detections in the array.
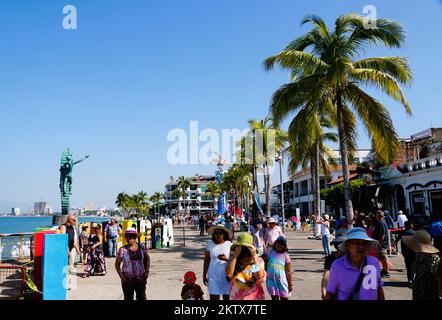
[{"xmin": 230, "ymin": 257, "xmax": 266, "ymax": 300}]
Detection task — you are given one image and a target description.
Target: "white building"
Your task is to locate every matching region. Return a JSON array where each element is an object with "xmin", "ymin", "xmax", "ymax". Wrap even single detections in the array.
[
  {"xmin": 271, "ymin": 150, "xmax": 374, "ymax": 216},
  {"xmin": 11, "ymin": 208, "xmax": 20, "ymax": 216},
  {"xmin": 165, "ymin": 175, "xmax": 217, "ymax": 216},
  {"xmin": 34, "ymin": 202, "xmax": 50, "ymax": 215}
]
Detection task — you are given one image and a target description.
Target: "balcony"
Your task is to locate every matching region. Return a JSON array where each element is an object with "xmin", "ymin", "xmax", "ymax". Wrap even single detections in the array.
[{"xmin": 398, "ymin": 154, "xmax": 442, "ymax": 173}]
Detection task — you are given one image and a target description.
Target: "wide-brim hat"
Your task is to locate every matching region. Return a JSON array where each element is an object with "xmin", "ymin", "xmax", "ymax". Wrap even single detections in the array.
[
  {"xmin": 124, "ymin": 228, "xmax": 140, "ymax": 236},
  {"xmin": 267, "ymin": 217, "xmax": 277, "ymax": 224},
  {"xmin": 207, "ymin": 224, "xmax": 233, "ymax": 238},
  {"xmin": 338, "ymin": 227, "xmax": 378, "ymax": 253},
  {"xmin": 90, "ymin": 222, "xmax": 100, "ymax": 229},
  {"xmin": 230, "ymin": 233, "xmax": 256, "ymax": 252},
  {"xmin": 323, "ymin": 214, "xmax": 330, "ymax": 221},
  {"xmin": 402, "ymin": 230, "xmax": 439, "ymax": 254}
]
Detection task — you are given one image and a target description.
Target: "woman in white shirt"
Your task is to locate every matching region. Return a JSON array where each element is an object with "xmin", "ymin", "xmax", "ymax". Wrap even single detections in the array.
[
  {"xmin": 203, "ymin": 224, "xmax": 232, "ymax": 300},
  {"xmin": 316, "ymin": 214, "xmax": 332, "ymax": 256}
]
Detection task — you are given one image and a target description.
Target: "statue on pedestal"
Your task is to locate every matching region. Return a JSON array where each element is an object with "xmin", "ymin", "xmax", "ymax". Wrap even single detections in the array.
[{"xmin": 53, "ymin": 148, "xmax": 89, "ymax": 225}]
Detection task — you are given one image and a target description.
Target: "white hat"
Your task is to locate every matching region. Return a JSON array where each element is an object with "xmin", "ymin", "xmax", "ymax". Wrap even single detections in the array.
[
  {"xmin": 323, "ymin": 214, "xmax": 330, "ymax": 221},
  {"xmin": 398, "ymin": 210, "xmax": 404, "ymax": 214},
  {"xmin": 267, "ymin": 217, "xmax": 277, "ymax": 224}
]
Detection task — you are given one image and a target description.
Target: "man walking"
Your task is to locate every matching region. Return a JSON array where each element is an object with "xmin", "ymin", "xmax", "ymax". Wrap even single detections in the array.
[
  {"xmin": 60, "ymin": 213, "xmax": 80, "ymax": 289},
  {"xmin": 397, "ymin": 210, "xmax": 408, "ymax": 229},
  {"xmin": 373, "ymin": 211, "xmax": 391, "ymax": 278},
  {"xmin": 104, "ymin": 219, "xmax": 122, "ymax": 258},
  {"xmin": 394, "ymin": 221, "xmax": 416, "ymax": 287}
]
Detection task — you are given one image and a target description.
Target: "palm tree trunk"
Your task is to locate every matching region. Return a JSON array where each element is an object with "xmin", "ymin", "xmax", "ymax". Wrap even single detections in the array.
[
  {"xmin": 312, "ymin": 141, "xmax": 321, "ymax": 217},
  {"xmin": 336, "ymin": 94, "xmax": 354, "ymax": 227},
  {"xmin": 265, "ymin": 162, "xmax": 271, "ymax": 218},
  {"xmin": 314, "ymin": 140, "xmax": 321, "ymax": 217}
]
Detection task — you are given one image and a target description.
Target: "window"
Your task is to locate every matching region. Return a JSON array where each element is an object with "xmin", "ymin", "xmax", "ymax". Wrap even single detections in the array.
[
  {"xmin": 409, "ymin": 191, "xmax": 426, "ymax": 215},
  {"xmin": 300, "ymin": 180, "xmax": 309, "ymax": 196}
]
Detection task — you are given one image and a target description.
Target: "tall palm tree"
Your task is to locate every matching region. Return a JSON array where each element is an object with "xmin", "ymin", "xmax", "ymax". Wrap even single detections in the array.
[
  {"xmin": 206, "ymin": 182, "xmax": 221, "ymax": 213},
  {"xmin": 248, "ymin": 117, "xmax": 288, "ymax": 217},
  {"xmin": 115, "ymin": 192, "xmax": 130, "ymax": 217},
  {"xmin": 287, "ymin": 108, "xmax": 341, "ymax": 217},
  {"xmin": 177, "ymin": 176, "xmax": 192, "ymax": 215},
  {"xmin": 265, "ymin": 13, "xmax": 412, "ymax": 224},
  {"xmin": 150, "ymin": 192, "xmax": 164, "ymax": 216}
]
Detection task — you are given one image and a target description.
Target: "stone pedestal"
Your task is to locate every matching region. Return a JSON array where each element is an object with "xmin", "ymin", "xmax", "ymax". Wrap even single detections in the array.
[{"xmin": 52, "ymin": 214, "xmax": 68, "ymax": 226}]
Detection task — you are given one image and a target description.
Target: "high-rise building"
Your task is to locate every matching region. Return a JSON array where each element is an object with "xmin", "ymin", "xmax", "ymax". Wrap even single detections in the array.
[
  {"xmin": 12, "ymin": 208, "xmax": 20, "ymax": 216},
  {"xmin": 84, "ymin": 203, "xmax": 95, "ymax": 211},
  {"xmin": 34, "ymin": 202, "xmax": 50, "ymax": 215}
]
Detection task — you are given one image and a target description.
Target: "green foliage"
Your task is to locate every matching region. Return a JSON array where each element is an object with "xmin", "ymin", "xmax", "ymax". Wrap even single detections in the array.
[{"xmin": 321, "ymin": 178, "xmax": 367, "ymax": 209}]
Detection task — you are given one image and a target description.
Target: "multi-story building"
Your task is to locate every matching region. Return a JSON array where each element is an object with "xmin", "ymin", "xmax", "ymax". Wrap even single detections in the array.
[
  {"xmin": 271, "ymin": 150, "xmax": 374, "ymax": 217},
  {"xmin": 165, "ymin": 175, "xmax": 217, "ymax": 216},
  {"xmin": 377, "ymin": 128, "xmax": 442, "ymax": 221},
  {"xmin": 34, "ymin": 202, "xmax": 50, "ymax": 215},
  {"xmin": 11, "ymin": 207, "xmax": 20, "ymax": 216},
  {"xmin": 84, "ymin": 203, "xmax": 95, "ymax": 212}
]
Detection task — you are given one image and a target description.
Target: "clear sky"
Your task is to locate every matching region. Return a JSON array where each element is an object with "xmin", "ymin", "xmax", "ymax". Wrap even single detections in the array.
[{"xmin": 1, "ymin": 0, "xmax": 442, "ymax": 212}]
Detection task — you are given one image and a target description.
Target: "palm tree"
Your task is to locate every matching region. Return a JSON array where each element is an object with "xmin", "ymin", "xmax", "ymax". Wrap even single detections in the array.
[
  {"xmin": 265, "ymin": 13, "xmax": 412, "ymax": 224},
  {"xmin": 150, "ymin": 192, "xmax": 164, "ymax": 216},
  {"xmin": 287, "ymin": 108, "xmax": 341, "ymax": 217},
  {"xmin": 206, "ymin": 182, "xmax": 221, "ymax": 213},
  {"xmin": 248, "ymin": 117, "xmax": 288, "ymax": 217},
  {"xmin": 115, "ymin": 192, "xmax": 130, "ymax": 217},
  {"xmin": 177, "ymin": 176, "xmax": 192, "ymax": 215}
]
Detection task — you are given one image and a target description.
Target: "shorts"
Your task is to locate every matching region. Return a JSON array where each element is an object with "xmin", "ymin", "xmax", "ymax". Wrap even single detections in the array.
[{"xmin": 378, "ymin": 248, "xmax": 388, "ymax": 261}]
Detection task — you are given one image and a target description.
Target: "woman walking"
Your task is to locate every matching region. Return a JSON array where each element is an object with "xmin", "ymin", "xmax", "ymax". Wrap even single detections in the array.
[
  {"xmin": 403, "ymin": 230, "xmax": 440, "ymax": 300},
  {"xmin": 82, "ymin": 223, "xmax": 106, "ymax": 277},
  {"xmin": 266, "ymin": 236, "xmax": 292, "ymax": 300},
  {"xmin": 115, "ymin": 228, "xmax": 151, "ymax": 300},
  {"xmin": 203, "ymin": 224, "xmax": 232, "ymax": 300},
  {"xmin": 226, "ymin": 233, "xmax": 266, "ymax": 300}
]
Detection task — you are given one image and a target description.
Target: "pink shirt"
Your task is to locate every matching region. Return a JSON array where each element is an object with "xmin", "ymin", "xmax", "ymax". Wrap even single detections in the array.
[{"xmin": 264, "ymin": 226, "xmax": 284, "ymax": 247}]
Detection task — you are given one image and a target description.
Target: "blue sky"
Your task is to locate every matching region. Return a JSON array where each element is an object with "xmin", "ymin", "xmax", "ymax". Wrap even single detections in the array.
[{"xmin": 1, "ymin": 0, "xmax": 442, "ymax": 212}]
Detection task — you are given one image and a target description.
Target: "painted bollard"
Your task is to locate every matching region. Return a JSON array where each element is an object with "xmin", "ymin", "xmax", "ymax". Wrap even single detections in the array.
[{"xmin": 42, "ymin": 234, "xmax": 68, "ymax": 300}]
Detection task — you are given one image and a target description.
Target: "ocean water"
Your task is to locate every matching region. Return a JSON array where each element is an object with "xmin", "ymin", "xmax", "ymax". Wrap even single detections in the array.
[{"xmin": 0, "ymin": 216, "xmax": 111, "ymax": 234}]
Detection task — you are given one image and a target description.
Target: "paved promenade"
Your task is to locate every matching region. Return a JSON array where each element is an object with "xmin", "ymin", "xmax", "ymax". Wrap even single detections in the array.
[{"xmin": 68, "ymin": 227, "xmax": 411, "ymax": 300}]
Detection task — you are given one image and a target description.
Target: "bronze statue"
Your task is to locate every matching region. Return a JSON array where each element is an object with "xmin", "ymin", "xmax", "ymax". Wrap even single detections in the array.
[{"xmin": 53, "ymin": 148, "xmax": 89, "ymax": 225}]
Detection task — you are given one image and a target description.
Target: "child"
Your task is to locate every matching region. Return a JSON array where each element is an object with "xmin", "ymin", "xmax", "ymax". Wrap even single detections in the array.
[
  {"xmin": 265, "ymin": 236, "xmax": 292, "ymax": 300},
  {"xmin": 181, "ymin": 271, "xmax": 204, "ymax": 300},
  {"xmin": 80, "ymin": 226, "xmax": 89, "ymax": 264}
]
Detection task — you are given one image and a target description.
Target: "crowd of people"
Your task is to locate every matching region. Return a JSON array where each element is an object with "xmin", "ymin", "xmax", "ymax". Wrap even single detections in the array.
[{"xmin": 60, "ymin": 211, "xmax": 442, "ymax": 301}]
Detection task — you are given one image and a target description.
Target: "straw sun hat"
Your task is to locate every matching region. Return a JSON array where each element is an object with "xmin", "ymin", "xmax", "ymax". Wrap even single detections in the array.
[
  {"xmin": 207, "ymin": 224, "xmax": 233, "ymax": 239},
  {"xmin": 402, "ymin": 230, "xmax": 439, "ymax": 254}
]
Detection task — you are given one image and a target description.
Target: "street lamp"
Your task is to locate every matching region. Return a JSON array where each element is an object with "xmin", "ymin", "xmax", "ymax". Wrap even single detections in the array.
[{"xmin": 275, "ymin": 152, "xmax": 285, "ymax": 233}]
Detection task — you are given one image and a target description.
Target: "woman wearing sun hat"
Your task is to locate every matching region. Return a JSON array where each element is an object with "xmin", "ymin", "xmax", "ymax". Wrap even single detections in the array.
[
  {"xmin": 316, "ymin": 214, "xmax": 332, "ymax": 256},
  {"xmin": 325, "ymin": 227, "xmax": 385, "ymax": 300},
  {"xmin": 115, "ymin": 228, "xmax": 151, "ymax": 300},
  {"xmin": 403, "ymin": 230, "xmax": 440, "ymax": 300},
  {"xmin": 203, "ymin": 224, "xmax": 233, "ymax": 300},
  {"xmin": 226, "ymin": 233, "xmax": 266, "ymax": 300},
  {"xmin": 82, "ymin": 222, "xmax": 106, "ymax": 278}
]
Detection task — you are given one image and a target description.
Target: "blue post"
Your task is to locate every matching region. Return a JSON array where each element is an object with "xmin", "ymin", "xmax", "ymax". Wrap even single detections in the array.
[{"xmin": 42, "ymin": 234, "xmax": 68, "ymax": 300}]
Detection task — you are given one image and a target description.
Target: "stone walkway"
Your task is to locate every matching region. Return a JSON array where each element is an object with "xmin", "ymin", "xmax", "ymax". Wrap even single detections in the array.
[{"xmin": 67, "ymin": 227, "xmax": 411, "ymax": 300}]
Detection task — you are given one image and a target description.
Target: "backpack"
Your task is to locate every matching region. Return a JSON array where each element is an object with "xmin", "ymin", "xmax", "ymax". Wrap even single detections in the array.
[{"xmin": 328, "ymin": 223, "xmax": 335, "ymax": 235}]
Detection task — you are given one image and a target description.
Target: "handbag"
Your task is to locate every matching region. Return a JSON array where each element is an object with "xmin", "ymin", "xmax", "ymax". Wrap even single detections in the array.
[{"xmin": 346, "ymin": 257, "xmax": 368, "ymax": 300}]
